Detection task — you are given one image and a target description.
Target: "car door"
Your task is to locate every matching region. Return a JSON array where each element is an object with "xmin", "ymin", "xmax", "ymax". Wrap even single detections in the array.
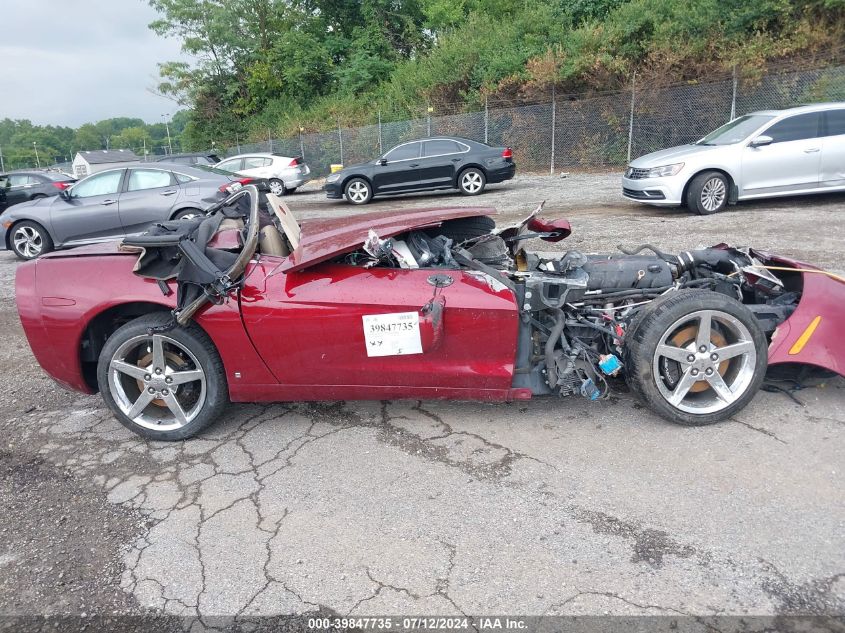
[
  {"xmin": 740, "ymin": 112, "xmax": 822, "ymax": 196},
  {"xmin": 4, "ymin": 174, "xmax": 36, "ymax": 207},
  {"xmin": 215, "ymin": 158, "xmax": 244, "ymax": 175},
  {"xmin": 820, "ymin": 108, "xmax": 845, "ymax": 189},
  {"xmin": 237, "ymin": 156, "xmax": 272, "ymax": 178},
  {"xmin": 238, "ymin": 259, "xmax": 519, "ymax": 397},
  {"xmin": 418, "ymin": 139, "xmax": 466, "ymax": 189},
  {"xmin": 50, "ymin": 169, "xmax": 126, "ymax": 245},
  {"xmin": 372, "ymin": 142, "xmax": 422, "ymax": 194},
  {"xmin": 118, "ymin": 168, "xmax": 183, "ymax": 235}
]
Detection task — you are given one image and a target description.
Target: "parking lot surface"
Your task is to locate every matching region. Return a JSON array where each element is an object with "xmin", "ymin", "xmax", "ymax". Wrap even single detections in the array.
[{"xmin": 0, "ymin": 172, "xmax": 843, "ymax": 619}]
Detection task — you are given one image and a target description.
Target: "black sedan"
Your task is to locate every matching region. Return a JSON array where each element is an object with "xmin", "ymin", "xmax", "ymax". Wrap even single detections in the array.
[
  {"xmin": 324, "ymin": 137, "xmax": 516, "ymax": 205},
  {"xmin": 0, "ymin": 170, "xmax": 76, "ymax": 212}
]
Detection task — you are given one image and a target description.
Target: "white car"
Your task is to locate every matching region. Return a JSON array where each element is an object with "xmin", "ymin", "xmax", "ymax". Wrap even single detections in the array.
[
  {"xmin": 215, "ymin": 153, "xmax": 312, "ymax": 196},
  {"xmin": 622, "ymin": 102, "xmax": 845, "ymax": 214}
]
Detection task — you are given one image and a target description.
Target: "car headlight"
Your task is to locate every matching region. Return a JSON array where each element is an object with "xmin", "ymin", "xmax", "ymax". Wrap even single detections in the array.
[
  {"xmin": 325, "ymin": 173, "xmax": 340, "ymax": 183},
  {"xmin": 642, "ymin": 163, "xmax": 684, "ymax": 178}
]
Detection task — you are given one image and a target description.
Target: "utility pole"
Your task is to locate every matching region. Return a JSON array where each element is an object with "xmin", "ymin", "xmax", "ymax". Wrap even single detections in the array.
[
  {"xmin": 299, "ymin": 126, "xmax": 305, "ymax": 160},
  {"xmin": 161, "ymin": 114, "xmax": 173, "ymax": 155},
  {"xmin": 377, "ymin": 110, "xmax": 383, "ymax": 155},
  {"xmin": 0, "ymin": 144, "xmax": 5, "ymax": 172},
  {"xmin": 484, "ymin": 95, "xmax": 489, "ymax": 144},
  {"xmin": 627, "ymin": 73, "xmax": 636, "ymax": 163},
  {"xmin": 337, "ymin": 121, "xmax": 344, "ymax": 165},
  {"xmin": 550, "ymin": 83, "xmax": 556, "ymax": 176},
  {"xmin": 268, "ymin": 129, "xmax": 273, "ymax": 152},
  {"xmin": 33, "ymin": 142, "xmax": 41, "ymax": 169},
  {"xmin": 730, "ymin": 65, "xmax": 738, "ymax": 120},
  {"xmin": 427, "ymin": 106, "xmax": 433, "ymax": 136},
  {"xmin": 235, "ymin": 133, "xmax": 241, "ymax": 154}
]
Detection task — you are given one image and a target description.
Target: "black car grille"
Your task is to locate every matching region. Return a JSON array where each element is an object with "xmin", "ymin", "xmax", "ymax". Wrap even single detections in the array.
[
  {"xmin": 625, "ymin": 167, "xmax": 650, "ymax": 179},
  {"xmin": 623, "ymin": 188, "xmax": 665, "ymax": 200}
]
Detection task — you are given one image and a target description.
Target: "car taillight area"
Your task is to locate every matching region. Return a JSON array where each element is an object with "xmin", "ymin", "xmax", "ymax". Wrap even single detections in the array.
[
  {"xmin": 502, "ymin": 148, "xmax": 513, "ymax": 160},
  {"xmin": 219, "ymin": 178, "xmax": 253, "ymax": 194},
  {"xmin": 288, "ymin": 158, "xmax": 300, "ymax": 167},
  {"xmin": 52, "ymin": 182, "xmax": 72, "ymax": 190}
]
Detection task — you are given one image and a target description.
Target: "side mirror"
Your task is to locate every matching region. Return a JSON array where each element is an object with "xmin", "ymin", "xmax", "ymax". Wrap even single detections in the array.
[
  {"xmin": 750, "ymin": 135, "xmax": 773, "ymax": 148},
  {"xmin": 377, "ymin": 158, "xmax": 387, "ymax": 166}
]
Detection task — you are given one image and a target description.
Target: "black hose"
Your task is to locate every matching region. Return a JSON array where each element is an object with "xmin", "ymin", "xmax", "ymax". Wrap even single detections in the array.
[{"xmin": 544, "ymin": 308, "xmax": 569, "ymax": 388}]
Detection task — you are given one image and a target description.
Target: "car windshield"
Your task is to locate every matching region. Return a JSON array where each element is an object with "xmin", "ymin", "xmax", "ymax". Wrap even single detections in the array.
[{"xmin": 696, "ymin": 114, "xmax": 775, "ymax": 145}]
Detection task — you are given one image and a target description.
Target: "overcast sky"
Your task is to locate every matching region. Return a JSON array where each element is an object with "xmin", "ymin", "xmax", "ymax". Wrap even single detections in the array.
[{"xmin": 1, "ymin": 1, "xmax": 190, "ymax": 128}]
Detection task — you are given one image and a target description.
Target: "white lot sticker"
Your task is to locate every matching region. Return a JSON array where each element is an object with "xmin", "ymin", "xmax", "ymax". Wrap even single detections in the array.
[{"xmin": 362, "ymin": 312, "xmax": 423, "ymax": 357}]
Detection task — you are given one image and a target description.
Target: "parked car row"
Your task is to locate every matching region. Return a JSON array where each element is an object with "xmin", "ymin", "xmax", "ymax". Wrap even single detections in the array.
[{"xmin": 2, "ymin": 102, "xmax": 842, "ymax": 261}]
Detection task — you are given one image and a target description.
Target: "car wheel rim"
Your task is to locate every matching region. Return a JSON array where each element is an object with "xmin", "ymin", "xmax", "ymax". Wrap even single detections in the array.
[
  {"xmin": 652, "ymin": 309, "xmax": 756, "ymax": 415},
  {"xmin": 13, "ymin": 226, "xmax": 42, "ymax": 258},
  {"xmin": 179, "ymin": 212, "xmax": 200, "ymax": 220},
  {"xmin": 348, "ymin": 182, "xmax": 369, "ymax": 203},
  {"xmin": 462, "ymin": 172, "xmax": 482, "ymax": 193},
  {"xmin": 108, "ymin": 333, "xmax": 206, "ymax": 431},
  {"xmin": 270, "ymin": 180, "xmax": 284, "ymax": 196},
  {"xmin": 701, "ymin": 178, "xmax": 726, "ymax": 211}
]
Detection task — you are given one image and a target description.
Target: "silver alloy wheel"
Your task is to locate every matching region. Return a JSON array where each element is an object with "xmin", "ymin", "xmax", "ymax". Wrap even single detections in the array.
[
  {"xmin": 13, "ymin": 226, "xmax": 43, "ymax": 258},
  {"xmin": 700, "ymin": 177, "xmax": 726, "ymax": 212},
  {"xmin": 461, "ymin": 171, "xmax": 483, "ymax": 193},
  {"xmin": 177, "ymin": 211, "xmax": 201, "ymax": 221},
  {"xmin": 269, "ymin": 179, "xmax": 285, "ymax": 196},
  {"xmin": 108, "ymin": 333, "xmax": 206, "ymax": 431},
  {"xmin": 653, "ymin": 309, "xmax": 757, "ymax": 415},
  {"xmin": 347, "ymin": 181, "xmax": 369, "ymax": 203}
]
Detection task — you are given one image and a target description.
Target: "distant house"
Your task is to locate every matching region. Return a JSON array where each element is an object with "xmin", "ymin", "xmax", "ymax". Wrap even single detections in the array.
[{"xmin": 72, "ymin": 149, "xmax": 140, "ymax": 178}]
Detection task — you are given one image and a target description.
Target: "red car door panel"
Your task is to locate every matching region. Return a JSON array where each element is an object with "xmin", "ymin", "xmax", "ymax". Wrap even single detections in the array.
[{"xmin": 239, "ymin": 259, "xmax": 520, "ymax": 395}]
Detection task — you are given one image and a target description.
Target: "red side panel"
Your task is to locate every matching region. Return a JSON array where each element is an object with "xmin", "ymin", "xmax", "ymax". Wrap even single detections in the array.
[
  {"xmin": 239, "ymin": 258, "xmax": 522, "ymax": 401},
  {"xmin": 768, "ymin": 267, "xmax": 845, "ymax": 376},
  {"xmin": 16, "ymin": 253, "xmax": 277, "ymax": 396}
]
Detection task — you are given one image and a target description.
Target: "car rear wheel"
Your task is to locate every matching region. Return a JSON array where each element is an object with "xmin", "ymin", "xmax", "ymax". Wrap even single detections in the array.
[
  {"xmin": 97, "ymin": 313, "xmax": 228, "ymax": 441},
  {"xmin": 10, "ymin": 221, "xmax": 53, "ymax": 260},
  {"xmin": 174, "ymin": 208, "xmax": 204, "ymax": 221},
  {"xmin": 458, "ymin": 168, "xmax": 486, "ymax": 195},
  {"xmin": 269, "ymin": 179, "xmax": 287, "ymax": 196},
  {"xmin": 624, "ymin": 290, "xmax": 767, "ymax": 425},
  {"xmin": 686, "ymin": 171, "xmax": 728, "ymax": 215},
  {"xmin": 344, "ymin": 178, "xmax": 372, "ymax": 205}
]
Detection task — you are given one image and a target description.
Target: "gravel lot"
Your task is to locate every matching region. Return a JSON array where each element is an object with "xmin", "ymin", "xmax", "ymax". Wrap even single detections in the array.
[{"xmin": 0, "ymin": 172, "xmax": 843, "ymax": 624}]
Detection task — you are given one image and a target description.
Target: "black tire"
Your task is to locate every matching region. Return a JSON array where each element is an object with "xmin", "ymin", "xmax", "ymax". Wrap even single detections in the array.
[
  {"xmin": 9, "ymin": 220, "xmax": 53, "ymax": 260},
  {"xmin": 425, "ymin": 216, "xmax": 495, "ymax": 243},
  {"xmin": 344, "ymin": 178, "xmax": 372, "ymax": 205},
  {"xmin": 457, "ymin": 167, "xmax": 486, "ymax": 195},
  {"xmin": 173, "ymin": 208, "xmax": 204, "ymax": 221},
  {"xmin": 686, "ymin": 171, "xmax": 728, "ymax": 215},
  {"xmin": 97, "ymin": 313, "xmax": 228, "ymax": 441},
  {"xmin": 623, "ymin": 289, "xmax": 767, "ymax": 426},
  {"xmin": 269, "ymin": 178, "xmax": 287, "ymax": 196},
  {"xmin": 287, "ymin": 187, "xmax": 297, "ymax": 194}
]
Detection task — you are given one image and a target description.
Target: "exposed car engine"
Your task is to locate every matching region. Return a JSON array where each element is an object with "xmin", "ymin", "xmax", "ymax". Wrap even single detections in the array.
[{"xmin": 338, "ymin": 207, "xmax": 802, "ymax": 410}]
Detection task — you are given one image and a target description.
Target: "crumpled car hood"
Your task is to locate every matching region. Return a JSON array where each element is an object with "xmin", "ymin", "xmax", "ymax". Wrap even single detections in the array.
[{"xmin": 279, "ymin": 206, "xmax": 497, "ymax": 273}]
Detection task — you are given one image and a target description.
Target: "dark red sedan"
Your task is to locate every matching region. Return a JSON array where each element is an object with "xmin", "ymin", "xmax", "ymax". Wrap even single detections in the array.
[{"xmin": 15, "ymin": 187, "xmax": 845, "ymax": 440}]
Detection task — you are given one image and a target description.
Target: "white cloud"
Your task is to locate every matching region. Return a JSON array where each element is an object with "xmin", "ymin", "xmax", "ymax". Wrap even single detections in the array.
[{"xmin": 1, "ymin": 0, "xmax": 191, "ymax": 127}]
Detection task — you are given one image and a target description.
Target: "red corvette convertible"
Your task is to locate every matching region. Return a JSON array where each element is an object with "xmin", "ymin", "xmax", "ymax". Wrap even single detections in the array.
[{"xmin": 15, "ymin": 186, "xmax": 845, "ymax": 440}]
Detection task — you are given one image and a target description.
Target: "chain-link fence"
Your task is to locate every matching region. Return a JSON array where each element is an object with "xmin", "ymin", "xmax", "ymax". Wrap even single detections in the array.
[{"xmin": 227, "ymin": 62, "xmax": 845, "ymax": 175}]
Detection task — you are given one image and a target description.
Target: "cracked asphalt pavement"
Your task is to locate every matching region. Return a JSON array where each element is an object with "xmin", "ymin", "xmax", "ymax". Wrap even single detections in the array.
[{"xmin": 0, "ymin": 172, "xmax": 843, "ymax": 621}]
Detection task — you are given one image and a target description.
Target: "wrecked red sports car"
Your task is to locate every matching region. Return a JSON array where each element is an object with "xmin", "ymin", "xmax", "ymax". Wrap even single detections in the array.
[{"xmin": 15, "ymin": 186, "xmax": 845, "ymax": 440}]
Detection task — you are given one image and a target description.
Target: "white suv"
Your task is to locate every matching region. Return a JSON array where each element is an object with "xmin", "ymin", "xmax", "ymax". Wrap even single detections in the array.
[
  {"xmin": 215, "ymin": 153, "xmax": 312, "ymax": 196},
  {"xmin": 622, "ymin": 102, "xmax": 845, "ymax": 214}
]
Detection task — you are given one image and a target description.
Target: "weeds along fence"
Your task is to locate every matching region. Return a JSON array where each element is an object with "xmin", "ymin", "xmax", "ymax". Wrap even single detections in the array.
[{"xmin": 227, "ymin": 62, "xmax": 845, "ymax": 176}]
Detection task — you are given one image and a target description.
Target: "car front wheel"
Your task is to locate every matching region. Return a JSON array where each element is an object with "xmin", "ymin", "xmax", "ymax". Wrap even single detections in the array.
[
  {"xmin": 686, "ymin": 171, "xmax": 728, "ymax": 215},
  {"xmin": 624, "ymin": 290, "xmax": 767, "ymax": 425},
  {"xmin": 97, "ymin": 313, "xmax": 228, "ymax": 440},
  {"xmin": 10, "ymin": 221, "xmax": 53, "ymax": 260},
  {"xmin": 344, "ymin": 178, "xmax": 372, "ymax": 205}
]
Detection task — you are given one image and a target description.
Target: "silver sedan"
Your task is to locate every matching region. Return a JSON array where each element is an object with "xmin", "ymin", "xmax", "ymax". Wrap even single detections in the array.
[
  {"xmin": 622, "ymin": 102, "xmax": 845, "ymax": 214},
  {"xmin": 0, "ymin": 163, "xmax": 250, "ymax": 260}
]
